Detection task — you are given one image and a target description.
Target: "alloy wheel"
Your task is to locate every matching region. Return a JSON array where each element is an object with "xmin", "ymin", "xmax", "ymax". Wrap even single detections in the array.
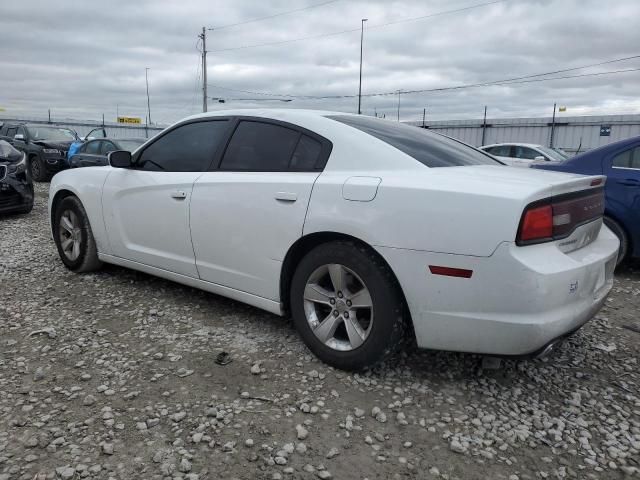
[
  {"xmin": 303, "ymin": 263, "xmax": 374, "ymax": 351},
  {"xmin": 59, "ymin": 209, "xmax": 82, "ymax": 261}
]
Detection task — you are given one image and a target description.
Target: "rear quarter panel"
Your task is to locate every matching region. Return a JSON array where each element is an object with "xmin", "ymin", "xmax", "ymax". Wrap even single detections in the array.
[{"xmin": 304, "ymin": 167, "xmax": 545, "ymax": 257}]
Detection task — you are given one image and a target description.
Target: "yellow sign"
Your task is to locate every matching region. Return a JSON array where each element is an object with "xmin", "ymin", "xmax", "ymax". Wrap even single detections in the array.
[
  {"xmin": 558, "ymin": 106, "xmax": 567, "ymax": 112},
  {"xmin": 117, "ymin": 116, "xmax": 142, "ymax": 124}
]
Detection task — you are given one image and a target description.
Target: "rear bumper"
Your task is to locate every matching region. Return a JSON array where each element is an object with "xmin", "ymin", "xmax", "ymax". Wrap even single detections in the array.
[{"xmin": 377, "ymin": 225, "xmax": 618, "ymax": 355}]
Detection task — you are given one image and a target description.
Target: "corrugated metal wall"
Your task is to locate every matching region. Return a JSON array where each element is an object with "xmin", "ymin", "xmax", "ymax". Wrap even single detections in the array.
[
  {"xmin": 0, "ymin": 117, "xmax": 165, "ymax": 139},
  {"xmin": 407, "ymin": 114, "xmax": 640, "ymax": 154}
]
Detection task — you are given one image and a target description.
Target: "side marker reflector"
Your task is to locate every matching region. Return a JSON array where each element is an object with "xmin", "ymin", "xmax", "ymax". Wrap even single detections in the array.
[{"xmin": 428, "ymin": 265, "xmax": 473, "ymax": 278}]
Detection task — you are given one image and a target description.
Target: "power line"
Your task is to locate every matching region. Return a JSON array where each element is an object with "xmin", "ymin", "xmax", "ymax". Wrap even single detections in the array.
[
  {"xmin": 210, "ymin": 0, "xmax": 340, "ymax": 30},
  {"xmin": 208, "ymin": 68, "xmax": 640, "ymax": 101},
  {"xmin": 208, "ymin": 0, "xmax": 509, "ymax": 53},
  {"xmin": 207, "ymin": 55, "xmax": 640, "ymax": 99}
]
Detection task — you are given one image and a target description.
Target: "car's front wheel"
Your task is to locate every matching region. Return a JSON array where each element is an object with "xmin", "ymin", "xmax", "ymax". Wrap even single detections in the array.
[
  {"xmin": 53, "ymin": 196, "xmax": 103, "ymax": 272},
  {"xmin": 290, "ymin": 241, "xmax": 406, "ymax": 370},
  {"xmin": 29, "ymin": 155, "xmax": 49, "ymax": 182}
]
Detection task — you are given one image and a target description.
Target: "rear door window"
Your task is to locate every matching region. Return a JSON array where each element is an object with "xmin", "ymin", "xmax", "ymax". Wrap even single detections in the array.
[
  {"xmin": 220, "ymin": 121, "xmax": 300, "ymax": 171},
  {"xmin": 85, "ymin": 141, "xmax": 101, "ymax": 155},
  {"xmin": 514, "ymin": 146, "xmax": 540, "ymax": 160},
  {"xmin": 612, "ymin": 149, "xmax": 633, "ymax": 168},
  {"xmin": 328, "ymin": 115, "xmax": 499, "ymax": 167},
  {"xmin": 100, "ymin": 141, "xmax": 117, "ymax": 155},
  {"xmin": 290, "ymin": 135, "xmax": 322, "ymax": 170},
  {"xmin": 488, "ymin": 145, "xmax": 513, "ymax": 157}
]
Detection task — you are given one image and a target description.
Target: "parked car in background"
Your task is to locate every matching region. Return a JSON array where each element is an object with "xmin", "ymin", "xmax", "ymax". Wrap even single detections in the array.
[
  {"xmin": 69, "ymin": 137, "xmax": 145, "ymax": 168},
  {"xmin": 48, "ymin": 110, "xmax": 617, "ymax": 370},
  {"xmin": 0, "ymin": 140, "xmax": 33, "ymax": 214},
  {"xmin": 0, "ymin": 123, "xmax": 78, "ymax": 181},
  {"xmin": 480, "ymin": 143, "xmax": 569, "ymax": 167},
  {"xmin": 533, "ymin": 135, "xmax": 640, "ymax": 265},
  {"xmin": 67, "ymin": 127, "xmax": 108, "ymax": 163}
]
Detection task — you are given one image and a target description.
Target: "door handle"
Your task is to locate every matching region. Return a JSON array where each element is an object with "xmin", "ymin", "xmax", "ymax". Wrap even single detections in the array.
[
  {"xmin": 275, "ymin": 192, "xmax": 297, "ymax": 202},
  {"xmin": 617, "ymin": 179, "xmax": 640, "ymax": 186},
  {"xmin": 170, "ymin": 190, "xmax": 187, "ymax": 200}
]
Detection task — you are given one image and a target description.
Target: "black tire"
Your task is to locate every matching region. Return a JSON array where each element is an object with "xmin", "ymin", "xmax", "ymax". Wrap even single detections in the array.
[
  {"xmin": 53, "ymin": 196, "xmax": 103, "ymax": 272},
  {"xmin": 603, "ymin": 216, "xmax": 628, "ymax": 266},
  {"xmin": 29, "ymin": 155, "xmax": 49, "ymax": 182},
  {"xmin": 17, "ymin": 202, "xmax": 33, "ymax": 214},
  {"xmin": 290, "ymin": 241, "xmax": 406, "ymax": 371}
]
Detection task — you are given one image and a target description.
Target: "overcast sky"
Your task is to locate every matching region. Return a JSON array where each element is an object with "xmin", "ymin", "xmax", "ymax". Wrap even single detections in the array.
[{"xmin": 1, "ymin": 0, "xmax": 639, "ymax": 125}]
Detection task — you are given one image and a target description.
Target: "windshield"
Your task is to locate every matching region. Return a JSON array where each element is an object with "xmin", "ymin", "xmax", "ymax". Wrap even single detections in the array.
[
  {"xmin": 29, "ymin": 126, "xmax": 77, "ymax": 142},
  {"xmin": 327, "ymin": 115, "xmax": 501, "ymax": 168},
  {"xmin": 117, "ymin": 139, "xmax": 146, "ymax": 151},
  {"xmin": 537, "ymin": 146, "xmax": 568, "ymax": 161}
]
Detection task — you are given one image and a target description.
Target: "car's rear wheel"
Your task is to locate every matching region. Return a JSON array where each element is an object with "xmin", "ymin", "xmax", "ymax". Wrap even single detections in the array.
[
  {"xmin": 53, "ymin": 196, "xmax": 103, "ymax": 272},
  {"xmin": 29, "ymin": 155, "xmax": 49, "ymax": 182},
  {"xmin": 604, "ymin": 216, "xmax": 628, "ymax": 266},
  {"xmin": 290, "ymin": 241, "xmax": 405, "ymax": 370}
]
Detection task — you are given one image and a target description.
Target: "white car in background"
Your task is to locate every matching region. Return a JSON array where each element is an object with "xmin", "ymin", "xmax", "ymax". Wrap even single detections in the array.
[
  {"xmin": 48, "ymin": 110, "xmax": 618, "ymax": 370},
  {"xmin": 480, "ymin": 142, "xmax": 569, "ymax": 167}
]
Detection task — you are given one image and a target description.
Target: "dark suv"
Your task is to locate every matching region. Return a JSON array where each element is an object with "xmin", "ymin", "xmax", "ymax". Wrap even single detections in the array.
[
  {"xmin": 0, "ymin": 123, "xmax": 78, "ymax": 181},
  {"xmin": 0, "ymin": 140, "xmax": 33, "ymax": 214}
]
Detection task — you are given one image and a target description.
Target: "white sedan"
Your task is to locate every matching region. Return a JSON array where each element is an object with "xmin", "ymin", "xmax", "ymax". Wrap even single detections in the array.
[
  {"xmin": 480, "ymin": 142, "xmax": 569, "ymax": 167},
  {"xmin": 49, "ymin": 110, "xmax": 618, "ymax": 370}
]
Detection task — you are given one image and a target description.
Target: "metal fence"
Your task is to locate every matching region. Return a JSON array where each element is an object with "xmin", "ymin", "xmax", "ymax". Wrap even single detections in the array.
[
  {"xmin": 0, "ymin": 117, "xmax": 165, "ymax": 139},
  {"xmin": 406, "ymin": 114, "xmax": 640, "ymax": 154}
]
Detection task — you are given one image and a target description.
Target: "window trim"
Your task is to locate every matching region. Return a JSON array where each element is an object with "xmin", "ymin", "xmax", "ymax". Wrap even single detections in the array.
[
  {"xmin": 212, "ymin": 116, "xmax": 333, "ymax": 172},
  {"xmin": 132, "ymin": 118, "xmax": 234, "ymax": 172}
]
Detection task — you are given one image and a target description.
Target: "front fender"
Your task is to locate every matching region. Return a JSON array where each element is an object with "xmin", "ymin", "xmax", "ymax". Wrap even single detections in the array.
[{"xmin": 49, "ymin": 167, "xmax": 112, "ymax": 255}]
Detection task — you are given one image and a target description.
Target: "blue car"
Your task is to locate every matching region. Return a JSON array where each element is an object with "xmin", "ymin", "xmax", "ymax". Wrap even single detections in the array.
[{"xmin": 533, "ymin": 136, "xmax": 640, "ymax": 265}]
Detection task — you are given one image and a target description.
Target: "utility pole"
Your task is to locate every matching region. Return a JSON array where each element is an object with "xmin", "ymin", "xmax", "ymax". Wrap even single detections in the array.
[
  {"xmin": 422, "ymin": 107, "xmax": 426, "ymax": 128},
  {"xmin": 200, "ymin": 27, "xmax": 208, "ymax": 113},
  {"xmin": 549, "ymin": 102, "xmax": 557, "ymax": 148},
  {"xmin": 396, "ymin": 90, "xmax": 401, "ymax": 122},
  {"xmin": 357, "ymin": 18, "xmax": 367, "ymax": 115},
  {"xmin": 481, "ymin": 105, "xmax": 487, "ymax": 146},
  {"xmin": 145, "ymin": 68, "xmax": 152, "ymax": 126}
]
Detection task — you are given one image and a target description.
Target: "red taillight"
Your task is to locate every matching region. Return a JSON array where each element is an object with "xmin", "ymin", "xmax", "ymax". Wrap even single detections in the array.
[
  {"xmin": 518, "ymin": 204, "xmax": 553, "ymax": 243},
  {"xmin": 516, "ymin": 188, "xmax": 605, "ymax": 246}
]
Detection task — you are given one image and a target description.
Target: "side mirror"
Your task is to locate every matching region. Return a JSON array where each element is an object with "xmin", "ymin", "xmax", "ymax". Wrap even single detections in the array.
[
  {"xmin": 14, "ymin": 134, "xmax": 25, "ymax": 141},
  {"xmin": 533, "ymin": 155, "xmax": 546, "ymax": 162},
  {"xmin": 108, "ymin": 150, "xmax": 133, "ymax": 168}
]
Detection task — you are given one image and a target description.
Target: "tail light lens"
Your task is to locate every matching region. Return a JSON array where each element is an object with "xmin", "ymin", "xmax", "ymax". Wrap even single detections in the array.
[
  {"xmin": 519, "ymin": 205, "xmax": 553, "ymax": 242},
  {"xmin": 516, "ymin": 187, "xmax": 604, "ymax": 245}
]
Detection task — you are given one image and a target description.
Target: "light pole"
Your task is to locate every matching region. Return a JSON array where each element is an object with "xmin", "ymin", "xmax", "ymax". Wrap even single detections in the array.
[
  {"xmin": 396, "ymin": 90, "xmax": 401, "ymax": 121},
  {"xmin": 357, "ymin": 18, "xmax": 368, "ymax": 115},
  {"xmin": 145, "ymin": 68, "xmax": 152, "ymax": 126}
]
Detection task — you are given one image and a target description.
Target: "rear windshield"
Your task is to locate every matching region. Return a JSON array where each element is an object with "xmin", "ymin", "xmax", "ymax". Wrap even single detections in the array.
[{"xmin": 327, "ymin": 115, "xmax": 500, "ymax": 168}]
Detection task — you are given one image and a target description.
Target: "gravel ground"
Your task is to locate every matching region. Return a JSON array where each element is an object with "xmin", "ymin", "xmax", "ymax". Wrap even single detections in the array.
[{"xmin": 0, "ymin": 183, "xmax": 639, "ymax": 480}]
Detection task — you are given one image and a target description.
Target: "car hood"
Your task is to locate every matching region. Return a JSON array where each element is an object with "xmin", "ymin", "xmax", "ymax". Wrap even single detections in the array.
[{"xmin": 33, "ymin": 140, "xmax": 75, "ymax": 149}]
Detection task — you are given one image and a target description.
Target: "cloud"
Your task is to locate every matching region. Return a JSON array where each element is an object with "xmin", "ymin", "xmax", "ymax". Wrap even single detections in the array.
[{"xmin": 0, "ymin": 0, "xmax": 639, "ymax": 124}]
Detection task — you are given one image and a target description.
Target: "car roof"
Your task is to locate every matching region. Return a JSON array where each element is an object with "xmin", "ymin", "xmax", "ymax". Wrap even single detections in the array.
[
  {"xmin": 86, "ymin": 137, "xmax": 145, "ymax": 142},
  {"xmin": 481, "ymin": 143, "xmax": 544, "ymax": 149},
  {"xmin": 182, "ymin": 108, "xmax": 349, "ymax": 122}
]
